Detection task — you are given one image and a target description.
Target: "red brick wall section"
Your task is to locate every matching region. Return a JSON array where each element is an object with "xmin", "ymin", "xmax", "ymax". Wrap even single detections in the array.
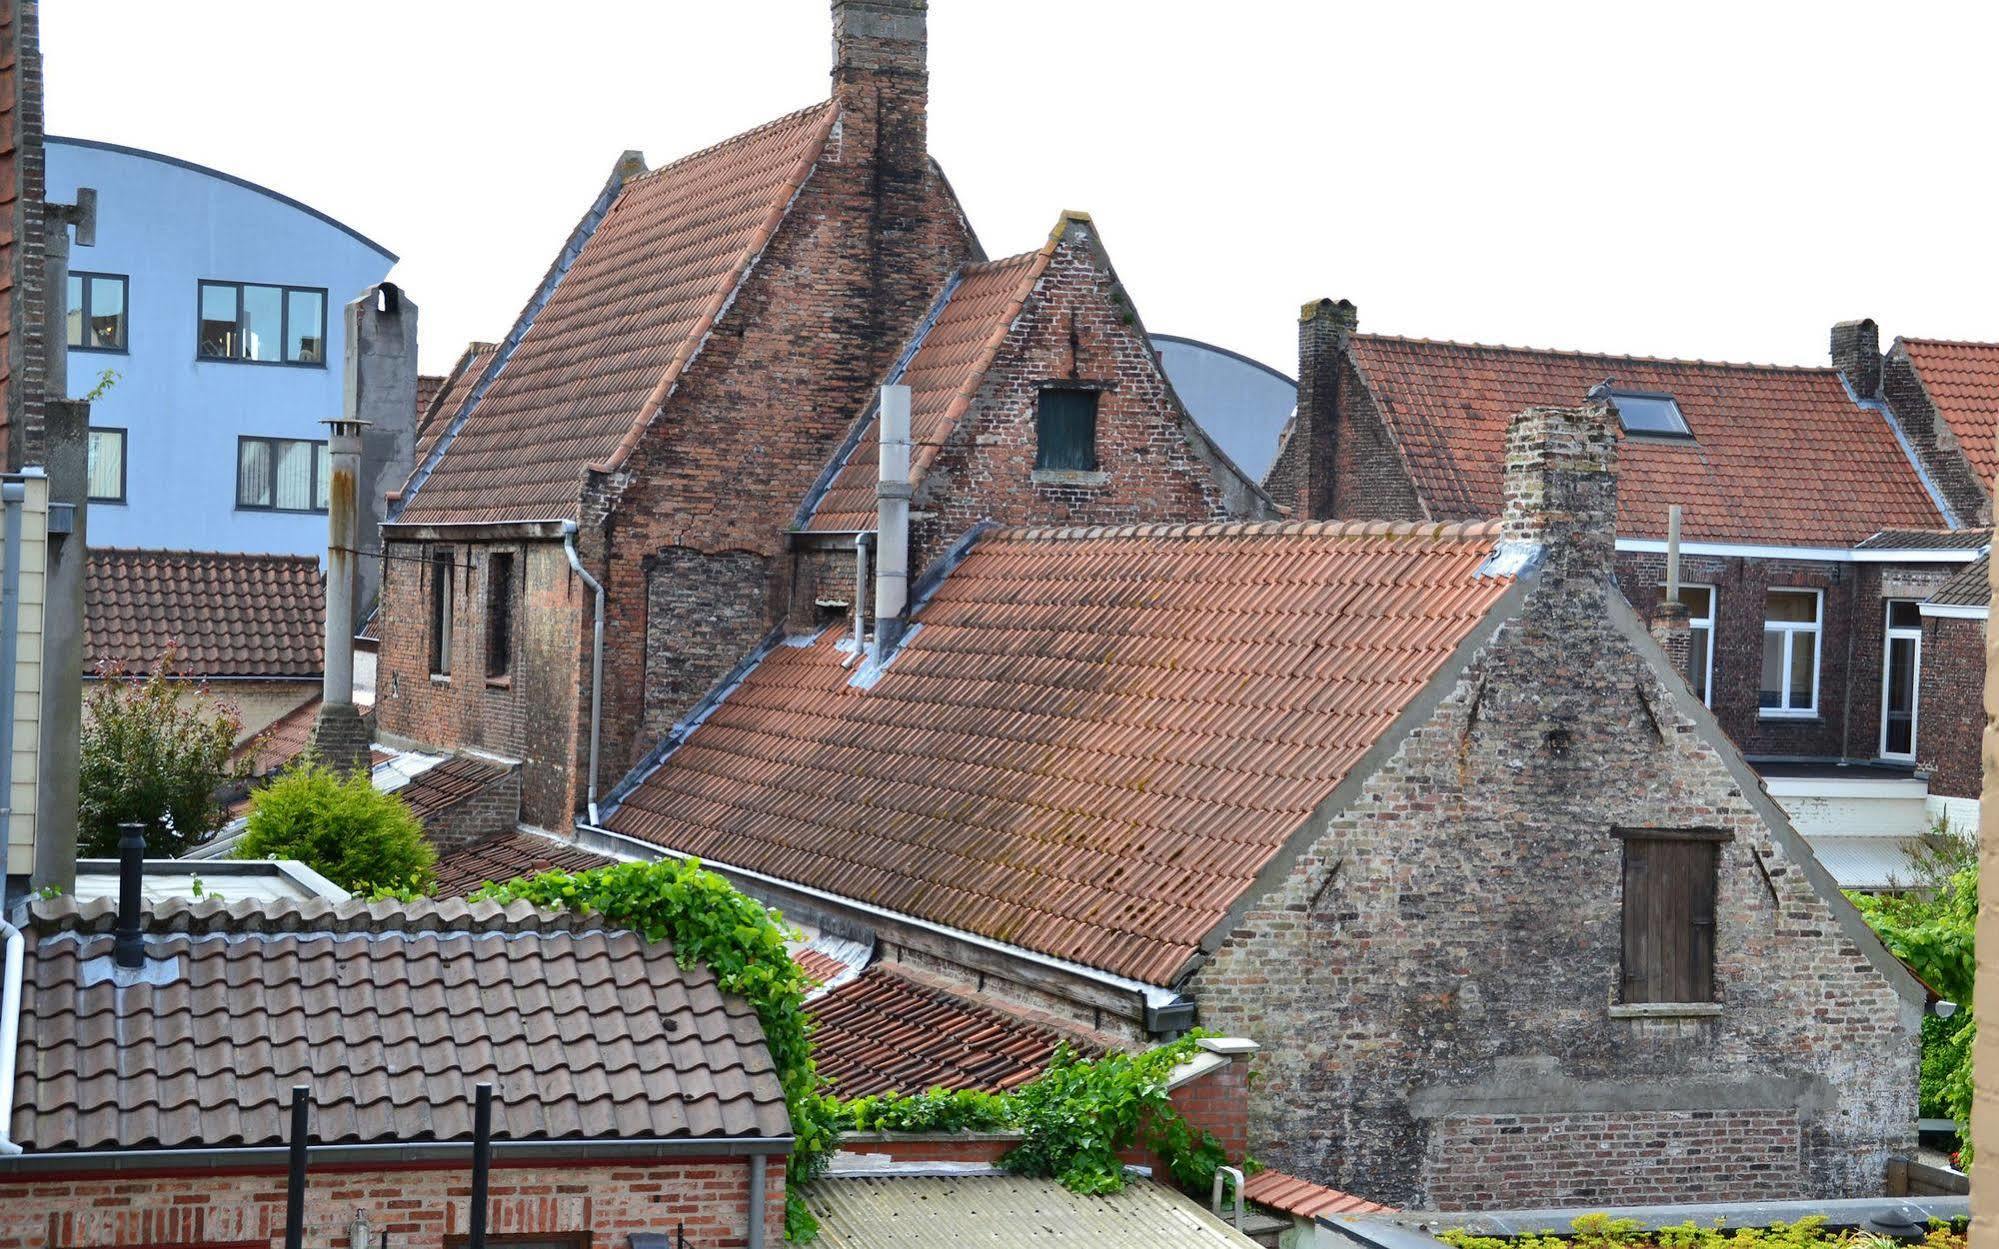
[
  {"xmin": 1919, "ymin": 613, "xmax": 1984, "ymax": 801},
  {"xmin": 1193, "ymin": 423, "xmax": 1918, "ymax": 1208},
  {"xmin": 1881, "ymin": 347, "xmax": 1990, "ymax": 527},
  {"xmin": 375, "ymin": 538, "xmax": 584, "ymax": 828},
  {"xmin": 1426, "ymin": 1110, "xmax": 1805, "ymax": 1208},
  {"xmin": 420, "ymin": 766, "xmax": 523, "ymax": 858},
  {"xmin": 641, "ymin": 548, "xmax": 774, "ymax": 750},
  {"xmin": 0, "ymin": 1157, "xmax": 784, "ymax": 1249},
  {"xmin": 905, "ymin": 221, "xmax": 1240, "ymax": 575}
]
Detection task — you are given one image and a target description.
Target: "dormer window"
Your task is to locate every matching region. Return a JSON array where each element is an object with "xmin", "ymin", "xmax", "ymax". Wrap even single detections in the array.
[
  {"xmin": 1036, "ymin": 387, "xmax": 1100, "ymax": 472},
  {"xmin": 1608, "ymin": 390, "xmax": 1692, "ymax": 438}
]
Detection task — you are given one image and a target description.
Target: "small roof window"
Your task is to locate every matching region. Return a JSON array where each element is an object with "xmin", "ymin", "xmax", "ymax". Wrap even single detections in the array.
[{"xmin": 1608, "ymin": 390, "xmax": 1692, "ymax": 438}]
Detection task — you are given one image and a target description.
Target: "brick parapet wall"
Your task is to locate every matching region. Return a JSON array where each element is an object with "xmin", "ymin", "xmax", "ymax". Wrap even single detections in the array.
[
  {"xmin": 0, "ymin": 1156, "xmax": 784, "ymax": 1249},
  {"xmin": 1191, "ymin": 555, "xmax": 1917, "ymax": 1207}
]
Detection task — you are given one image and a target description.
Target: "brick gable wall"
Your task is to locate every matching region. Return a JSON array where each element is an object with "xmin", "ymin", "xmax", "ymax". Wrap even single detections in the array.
[
  {"xmin": 0, "ymin": 1156, "xmax": 783, "ymax": 1249},
  {"xmin": 1919, "ymin": 613, "xmax": 1984, "ymax": 801},
  {"xmin": 1192, "ymin": 412, "xmax": 1916, "ymax": 1208},
  {"xmin": 1882, "ymin": 347, "xmax": 1990, "ymax": 527}
]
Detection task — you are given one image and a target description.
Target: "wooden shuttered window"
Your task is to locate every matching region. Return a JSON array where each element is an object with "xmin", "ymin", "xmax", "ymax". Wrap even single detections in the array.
[
  {"xmin": 1619, "ymin": 830, "xmax": 1726, "ymax": 1004},
  {"xmin": 1036, "ymin": 387, "xmax": 1100, "ymax": 472}
]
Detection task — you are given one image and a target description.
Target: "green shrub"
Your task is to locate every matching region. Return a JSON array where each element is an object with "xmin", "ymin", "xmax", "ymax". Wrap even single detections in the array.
[
  {"xmin": 80, "ymin": 648, "xmax": 245, "ymax": 856},
  {"xmin": 236, "ymin": 759, "xmax": 435, "ymax": 895},
  {"xmin": 1440, "ymin": 1214, "xmax": 1966, "ymax": 1249},
  {"xmin": 830, "ymin": 1087, "xmax": 1016, "ymax": 1135}
]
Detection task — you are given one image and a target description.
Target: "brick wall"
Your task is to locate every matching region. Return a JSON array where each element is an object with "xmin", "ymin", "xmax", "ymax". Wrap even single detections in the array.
[
  {"xmin": 1269, "ymin": 302, "xmax": 1429, "ymax": 523},
  {"xmin": 641, "ymin": 548, "xmax": 773, "ymax": 748},
  {"xmin": 2, "ymin": 0, "xmax": 49, "ymax": 470},
  {"xmin": 1919, "ymin": 613, "xmax": 1984, "ymax": 801},
  {"xmin": 1881, "ymin": 345, "xmax": 1989, "ymax": 527},
  {"xmin": 375, "ymin": 537, "xmax": 583, "ymax": 828},
  {"xmin": 0, "ymin": 1155, "xmax": 784, "ymax": 1249},
  {"xmin": 1192, "ymin": 407, "xmax": 1918, "ymax": 1208},
  {"xmin": 1426, "ymin": 1110, "xmax": 1805, "ymax": 1208},
  {"xmin": 903, "ymin": 218, "xmax": 1241, "ymax": 574},
  {"xmin": 419, "ymin": 764, "xmax": 522, "ymax": 857}
]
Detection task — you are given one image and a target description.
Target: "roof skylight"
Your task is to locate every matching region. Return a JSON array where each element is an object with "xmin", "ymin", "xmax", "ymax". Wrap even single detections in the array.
[{"xmin": 1608, "ymin": 390, "xmax": 1692, "ymax": 438}]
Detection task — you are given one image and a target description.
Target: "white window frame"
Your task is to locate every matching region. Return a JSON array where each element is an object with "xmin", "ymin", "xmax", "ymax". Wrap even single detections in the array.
[
  {"xmin": 1666, "ymin": 582, "xmax": 1717, "ymax": 707},
  {"xmin": 1879, "ymin": 599, "xmax": 1922, "ymax": 762},
  {"xmin": 1760, "ymin": 587, "xmax": 1822, "ymax": 719}
]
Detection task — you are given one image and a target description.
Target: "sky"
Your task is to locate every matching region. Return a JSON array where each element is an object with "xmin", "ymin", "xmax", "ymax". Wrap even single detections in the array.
[{"xmin": 42, "ymin": 2, "xmax": 1999, "ymax": 378}]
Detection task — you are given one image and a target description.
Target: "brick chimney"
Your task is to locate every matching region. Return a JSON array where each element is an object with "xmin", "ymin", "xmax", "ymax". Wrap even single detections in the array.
[
  {"xmin": 1830, "ymin": 318, "xmax": 1881, "ymax": 398},
  {"xmin": 1296, "ymin": 298, "xmax": 1357, "ymax": 519},
  {"xmin": 831, "ymin": 0, "xmax": 927, "ymax": 185},
  {"xmin": 1500, "ymin": 404, "xmax": 1620, "ymax": 606}
]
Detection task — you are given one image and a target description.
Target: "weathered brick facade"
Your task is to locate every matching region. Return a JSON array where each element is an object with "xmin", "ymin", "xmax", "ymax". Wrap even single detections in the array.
[
  {"xmin": 1266, "ymin": 300, "xmax": 1422, "ymax": 522},
  {"xmin": 1918, "ymin": 612, "xmax": 1984, "ymax": 801},
  {"xmin": 1193, "ymin": 407, "xmax": 1920, "ymax": 1208},
  {"xmin": 0, "ymin": 1156, "xmax": 784, "ymax": 1249},
  {"xmin": 417, "ymin": 762, "xmax": 524, "ymax": 858},
  {"xmin": 1878, "ymin": 333, "xmax": 1990, "ymax": 527}
]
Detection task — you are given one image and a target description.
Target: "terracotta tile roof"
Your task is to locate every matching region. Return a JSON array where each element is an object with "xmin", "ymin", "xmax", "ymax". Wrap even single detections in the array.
[
  {"xmin": 1928, "ymin": 555, "xmax": 1991, "ymax": 609},
  {"xmin": 808, "ymin": 964, "xmax": 1109, "ymax": 1097},
  {"xmin": 1899, "ymin": 338, "xmax": 1999, "ymax": 489},
  {"xmin": 396, "ymin": 103, "xmax": 836, "ymax": 525},
  {"xmin": 412, "ymin": 342, "xmax": 498, "ymax": 468},
  {"xmin": 1857, "ymin": 527, "xmax": 1991, "ymax": 551},
  {"xmin": 794, "ymin": 946, "xmax": 848, "ymax": 987},
  {"xmin": 86, "ymin": 549, "xmax": 325, "ymax": 678},
  {"xmin": 11, "ymin": 895, "xmax": 792, "ymax": 1152},
  {"xmin": 231, "ymin": 695, "xmax": 321, "ymax": 777},
  {"xmin": 607, "ymin": 519, "xmax": 1515, "ymax": 985},
  {"xmin": 1241, "ymin": 1169, "xmax": 1392, "ymax": 1218},
  {"xmin": 397, "ymin": 754, "xmax": 512, "ymax": 821},
  {"xmin": 431, "ymin": 829, "xmax": 615, "ymax": 898},
  {"xmin": 801, "ymin": 248, "xmax": 1051, "ymax": 532},
  {"xmin": 1348, "ymin": 335, "xmax": 1945, "ymax": 544},
  {"xmin": 415, "ymin": 373, "xmax": 446, "ymax": 423}
]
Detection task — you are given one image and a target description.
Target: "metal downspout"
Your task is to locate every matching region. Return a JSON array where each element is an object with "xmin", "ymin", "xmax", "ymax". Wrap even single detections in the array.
[
  {"xmin": 0, "ymin": 916, "xmax": 21, "ymax": 1154},
  {"xmin": 0, "ymin": 483, "xmax": 22, "ymax": 879},
  {"xmin": 563, "ymin": 523, "xmax": 606, "ymax": 824},
  {"xmin": 748, "ymin": 1152, "xmax": 767, "ymax": 1249}
]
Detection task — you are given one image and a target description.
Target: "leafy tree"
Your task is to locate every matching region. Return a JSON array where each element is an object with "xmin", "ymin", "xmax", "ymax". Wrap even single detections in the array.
[
  {"xmin": 236, "ymin": 758, "xmax": 435, "ymax": 895},
  {"xmin": 1849, "ymin": 821, "xmax": 1975, "ymax": 1157},
  {"xmin": 79, "ymin": 647, "xmax": 244, "ymax": 856}
]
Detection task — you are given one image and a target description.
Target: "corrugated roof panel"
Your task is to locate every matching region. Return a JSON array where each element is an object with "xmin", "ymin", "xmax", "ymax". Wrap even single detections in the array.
[{"xmin": 811, "ymin": 1174, "xmax": 1263, "ymax": 1247}]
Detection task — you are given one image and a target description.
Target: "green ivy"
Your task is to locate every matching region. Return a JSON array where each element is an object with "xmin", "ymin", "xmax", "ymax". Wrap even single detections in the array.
[
  {"xmin": 476, "ymin": 859, "xmax": 836, "ymax": 1241},
  {"xmin": 830, "ymin": 1087, "xmax": 1014, "ymax": 1135},
  {"xmin": 1440, "ymin": 1214, "xmax": 1967, "ymax": 1249}
]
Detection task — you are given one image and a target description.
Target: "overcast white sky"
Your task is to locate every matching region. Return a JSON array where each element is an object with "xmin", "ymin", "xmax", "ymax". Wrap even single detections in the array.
[{"xmin": 43, "ymin": 2, "xmax": 1998, "ymax": 377}]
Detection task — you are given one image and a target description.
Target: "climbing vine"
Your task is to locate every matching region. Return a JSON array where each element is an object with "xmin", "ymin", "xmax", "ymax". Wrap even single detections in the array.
[
  {"xmin": 477, "ymin": 859, "xmax": 836, "ymax": 1241},
  {"xmin": 1440, "ymin": 1214, "xmax": 1967, "ymax": 1249}
]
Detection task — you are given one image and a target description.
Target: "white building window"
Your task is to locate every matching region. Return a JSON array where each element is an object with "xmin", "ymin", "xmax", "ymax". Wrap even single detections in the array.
[
  {"xmin": 1671, "ymin": 584, "xmax": 1715, "ymax": 706},
  {"xmin": 1880, "ymin": 599, "xmax": 1922, "ymax": 761},
  {"xmin": 1759, "ymin": 588, "xmax": 1821, "ymax": 717}
]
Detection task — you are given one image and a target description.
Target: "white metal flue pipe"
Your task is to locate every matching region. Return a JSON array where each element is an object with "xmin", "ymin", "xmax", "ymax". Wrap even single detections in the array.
[
  {"xmin": 321, "ymin": 418, "xmax": 365, "ymax": 707},
  {"xmin": 1665, "ymin": 504, "xmax": 1683, "ymax": 601},
  {"xmin": 874, "ymin": 384, "xmax": 912, "ymax": 649}
]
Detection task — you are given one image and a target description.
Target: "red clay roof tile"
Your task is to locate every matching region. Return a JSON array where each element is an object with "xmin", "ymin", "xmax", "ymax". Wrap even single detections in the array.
[
  {"xmin": 231, "ymin": 695, "xmax": 321, "ymax": 777},
  {"xmin": 431, "ymin": 829, "xmax": 614, "ymax": 898},
  {"xmin": 607, "ymin": 519, "xmax": 1512, "ymax": 984},
  {"xmin": 1350, "ymin": 335, "xmax": 1944, "ymax": 544},
  {"xmin": 1899, "ymin": 338, "xmax": 1999, "ymax": 489},
  {"xmin": 1241, "ymin": 1168, "xmax": 1392, "ymax": 1218},
  {"xmin": 396, "ymin": 103, "xmax": 836, "ymax": 525},
  {"xmin": 807, "ymin": 963, "xmax": 1109, "ymax": 1097},
  {"xmin": 86, "ymin": 549, "xmax": 325, "ymax": 678}
]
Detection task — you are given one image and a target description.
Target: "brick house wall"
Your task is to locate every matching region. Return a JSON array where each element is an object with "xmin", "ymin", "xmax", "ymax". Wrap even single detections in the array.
[
  {"xmin": 0, "ymin": 1156, "xmax": 784, "ymax": 1249},
  {"xmin": 1, "ymin": 0, "xmax": 49, "ymax": 470},
  {"xmin": 641, "ymin": 548, "xmax": 776, "ymax": 748},
  {"xmin": 1264, "ymin": 302, "xmax": 1424, "ymax": 523},
  {"xmin": 1919, "ymin": 613, "xmax": 1984, "ymax": 802},
  {"xmin": 376, "ymin": 537, "xmax": 582, "ymax": 826},
  {"xmin": 418, "ymin": 764, "xmax": 523, "ymax": 858},
  {"xmin": 1192, "ymin": 408, "xmax": 1918, "ymax": 1209},
  {"xmin": 1880, "ymin": 343, "xmax": 1989, "ymax": 527}
]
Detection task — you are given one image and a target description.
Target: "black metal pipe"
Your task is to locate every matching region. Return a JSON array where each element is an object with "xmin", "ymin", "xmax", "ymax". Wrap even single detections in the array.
[
  {"xmin": 112, "ymin": 822, "xmax": 145, "ymax": 969},
  {"xmin": 283, "ymin": 1085, "xmax": 309, "ymax": 1249},
  {"xmin": 469, "ymin": 1082, "xmax": 493, "ymax": 1249}
]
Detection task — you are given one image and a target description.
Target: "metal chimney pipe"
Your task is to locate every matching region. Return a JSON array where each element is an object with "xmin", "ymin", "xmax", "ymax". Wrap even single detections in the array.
[
  {"xmin": 874, "ymin": 384, "xmax": 912, "ymax": 656},
  {"xmin": 321, "ymin": 418, "xmax": 367, "ymax": 708},
  {"xmin": 112, "ymin": 822, "xmax": 145, "ymax": 969},
  {"xmin": 469, "ymin": 1081, "xmax": 494, "ymax": 1249},
  {"xmin": 284, "ymin": 1085, "xmax": 309, "ymax": 1249},
  {"xmin": 1665, "ymin": 504, "xmax": 1683, "ymax": 601}
]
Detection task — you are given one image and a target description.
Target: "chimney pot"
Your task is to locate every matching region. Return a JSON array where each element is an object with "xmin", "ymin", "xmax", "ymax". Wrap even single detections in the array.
[
  {"xmin": 1830, "ymin": 318, "xmax": 1882, "ymax": 398},
  {"xmin": 113, "ymin": 822, "xmax": 145, "ymax": 969}
]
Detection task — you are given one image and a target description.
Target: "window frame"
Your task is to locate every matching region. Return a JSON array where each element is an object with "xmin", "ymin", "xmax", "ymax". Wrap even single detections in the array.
[
  {"xmin": 195, "ymin": 279, "xmax": 330, "ymax": 367},
  {"xmin": 86, "ymin": 425, "xmax": 128, "ymax": 504},
  {"xmin": 1758, "ymin": 587, "xmax": 1823, "ymax": 719},
  {"xmin": 485, "ymin": 550, "xmax": 516, "ymax": 683},
  {"xmin": 68, "ymin": 270, "xmax": 130, "ymax": 354},
  {"xmin": 1879, "ymin": 598, "xmax": 1923, "ymax": 762},
  {"xmin": 430, "ymin": 548, "xmax": 456, "ymax": 679},
  {"xmin": 1666, "ymin": 582, "xmax": 1717, "ymax": 707},
  {"xmin": 1606, "ymin": 388, "xmax": 1693, "ymax": 439},
  {"xmin": 1615, "ymin": 826, "xmax": 1730, "ymax": 1007},
  {"xmin": 234, "ymin": 435, "xmax": 330, "ymax": 514},
  {"xmin": 1034, "ymin": 384, "xmax": 1103, "ymax": 474}
]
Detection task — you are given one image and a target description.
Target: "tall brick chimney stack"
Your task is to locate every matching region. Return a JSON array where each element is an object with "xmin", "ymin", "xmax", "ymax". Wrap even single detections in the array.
[
  {"xmin": 1500, "ymin": 403, "xmax": 1620, "ymax": 606},
  {"xmin": 1830, "ymin": 318, "xmax": 1881, "ymax": 399},
  {"xmin": 831, "ymin": 0, "xmax": 927, "ymax": 184},
  {"xmin": 1296, "ymin": 298, "xmax": 1357, "ymax": 519}
]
